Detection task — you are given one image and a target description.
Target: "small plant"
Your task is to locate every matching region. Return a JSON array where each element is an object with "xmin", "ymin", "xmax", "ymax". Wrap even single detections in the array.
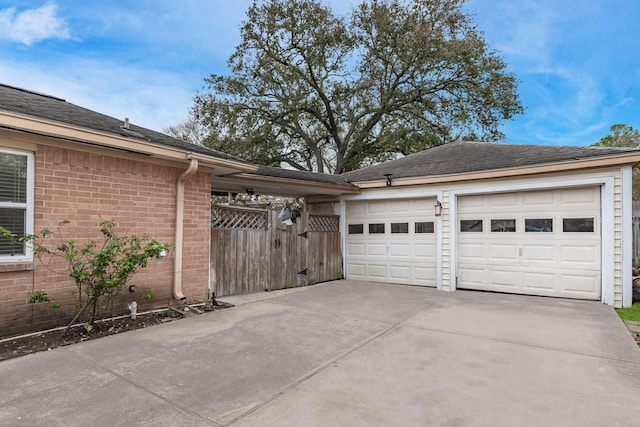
[
  {"xmin": 1, "ymin": 220, "xmax": 167, "ymax": 334},
  {"xmin": 28, "ymin": 290, "xmax": 50, "ymax": 304},
  {"xmin": 28, "ymin": 290, "xmax": 61, "ymax": 309},
  {"xmin": 143, "ymin": 288, "xmax": 155, "ymax": 301}
]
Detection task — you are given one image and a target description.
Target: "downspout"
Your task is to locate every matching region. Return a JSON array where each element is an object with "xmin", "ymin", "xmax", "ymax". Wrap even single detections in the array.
[{"xmin": 173, "ymin": 157, "xmax": 198, "ymax": 300}]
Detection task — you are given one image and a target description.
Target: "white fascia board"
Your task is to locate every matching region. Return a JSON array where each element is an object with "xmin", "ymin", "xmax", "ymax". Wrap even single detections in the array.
[
  {"xmin": 622, "ymin": 165, "xmax": 633, "ymax": 307},
  {"xmin": 340, "ymin": 187, "xmax": 440, "ymax": 201},
  {"xmin": 449, "ymin": 176, "xmax": 615, "ymax": 305},
  {"xmin": 338, "ymin": 200, "xmax": 347, "ymax": 280}
]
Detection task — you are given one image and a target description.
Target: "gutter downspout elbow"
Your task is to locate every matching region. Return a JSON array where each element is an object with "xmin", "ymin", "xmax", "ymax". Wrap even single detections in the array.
[{"xmin": 173, "ymin": 157, "xmax": 198, "ymax": 300}]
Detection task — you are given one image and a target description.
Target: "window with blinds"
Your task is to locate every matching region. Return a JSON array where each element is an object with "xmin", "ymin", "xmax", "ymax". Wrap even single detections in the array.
[{"xmin": 0, "ymin": 150, "xmax": 29, "ymax": 257}]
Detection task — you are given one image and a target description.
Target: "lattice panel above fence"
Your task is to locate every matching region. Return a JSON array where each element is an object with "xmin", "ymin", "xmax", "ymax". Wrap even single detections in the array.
[
  {"xmin": 309, "ymin": 214, "xmax": 339, "ymax": 232},
  {"xmin": 211, "ymin": 205, "xmax": 267, "ymax": 230}
]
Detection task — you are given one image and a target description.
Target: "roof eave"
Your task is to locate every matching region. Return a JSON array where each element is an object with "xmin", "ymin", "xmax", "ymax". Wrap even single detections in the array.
[
  {"xmin": 234, "ymin": 172, "xmax": 358, "ymax": 192},
  {"xmin": 212, "ymin": 172, "xmax": 359, "ymax": 197},
  {"xmin": 0, "ymin": 111, "xmax": 257, "ymax": 174},
  {"xmin": 351, "ymin": 153, "xmax": 640, "ymax": 189}
]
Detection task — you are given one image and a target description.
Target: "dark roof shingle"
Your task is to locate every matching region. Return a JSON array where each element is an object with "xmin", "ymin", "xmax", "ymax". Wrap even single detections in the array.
[
  {"xmin": 341, "ymin": 141, "xmax": 640, "ymax": 182},
  {"xmin": 256, "ymin": 166, "xmax": 355, "ymax": 188},
  {"xmin": 0, "ymin": 83, "xmax": 249, "ymax": 164}
]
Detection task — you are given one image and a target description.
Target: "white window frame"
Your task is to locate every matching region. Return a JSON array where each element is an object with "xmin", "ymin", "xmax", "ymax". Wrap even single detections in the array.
[{"xmin": 0, "ymin": 147, "xmax": 34, "ymax": 262}]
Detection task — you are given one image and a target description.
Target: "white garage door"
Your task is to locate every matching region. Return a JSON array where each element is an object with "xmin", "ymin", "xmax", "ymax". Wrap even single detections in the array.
[
  {"xmin": 457, "ymin": 186, "xmax": 601, "ymax": 299},
  {"xmin": 346, "ymin": 198, "xmax": 437, "ymax": 286}
]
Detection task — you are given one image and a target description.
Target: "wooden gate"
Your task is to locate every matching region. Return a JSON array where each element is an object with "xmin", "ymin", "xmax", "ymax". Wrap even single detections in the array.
[{"xmin": 210, "ymin": 205, "xmax": 342, "ymax": 297}]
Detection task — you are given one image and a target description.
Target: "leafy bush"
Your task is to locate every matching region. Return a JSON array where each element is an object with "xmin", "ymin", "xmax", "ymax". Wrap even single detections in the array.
[{"xmin": 1, "ymin": 220, "xmax": 167, "ymax": 334}]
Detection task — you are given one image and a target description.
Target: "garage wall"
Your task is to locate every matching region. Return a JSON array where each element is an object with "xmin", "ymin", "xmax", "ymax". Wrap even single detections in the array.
[
  {"xmin": 445, "ymin": 168, "xmax": 623, "ymax": 306},
  {"xmin": 341, "ymin": 166, "xmax": 628, "ymax": 307},
  {"xmin": 614, "ymin": 171, "xmax": 624, "ymax": 305}
]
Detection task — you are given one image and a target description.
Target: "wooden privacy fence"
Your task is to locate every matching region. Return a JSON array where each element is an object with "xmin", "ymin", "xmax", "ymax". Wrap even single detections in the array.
[{"xmin": 210, "ymin": 204, "xmax": 343, "ymax": 297}]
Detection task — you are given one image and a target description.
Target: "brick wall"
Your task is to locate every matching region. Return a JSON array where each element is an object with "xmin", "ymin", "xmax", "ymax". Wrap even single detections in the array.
[{"xmin": 0, "ymin": 144, "xmax": 212, "ymax": 336}]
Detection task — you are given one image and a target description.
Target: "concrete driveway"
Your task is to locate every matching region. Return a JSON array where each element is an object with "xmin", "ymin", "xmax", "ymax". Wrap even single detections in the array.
[{"xmin": 1, "ymin": 280, "xmax": 639, "ymax": 426}]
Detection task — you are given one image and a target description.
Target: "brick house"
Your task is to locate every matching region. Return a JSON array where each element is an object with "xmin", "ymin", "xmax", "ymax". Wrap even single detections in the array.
[
  {"xmin": 0, "ymin": 84, "xmax": 353, "ymax": 336},
  {"xmin": 3, "ymin": 82, "xmax": 640, "ymax": 336},
  {"xmin": 0, "ymin": 84, "xmax": 262, "ymax": 336}
]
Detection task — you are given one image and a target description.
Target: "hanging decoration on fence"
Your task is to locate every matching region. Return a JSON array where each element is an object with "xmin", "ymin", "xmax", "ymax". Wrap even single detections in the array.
[{"xmin": 278, "ymin": 202, "xmax": 300, "ymax": 226}]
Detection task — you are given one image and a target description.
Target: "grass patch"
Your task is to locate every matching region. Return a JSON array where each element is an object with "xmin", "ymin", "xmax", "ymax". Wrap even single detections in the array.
[{"xmin": 616, "ymin": 302, "xmax": 640, "ymax": 322}]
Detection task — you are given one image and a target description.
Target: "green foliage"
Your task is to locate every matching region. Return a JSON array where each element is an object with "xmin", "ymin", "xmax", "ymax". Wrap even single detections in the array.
[
  {"xmin": 27, "ymin": 290, "xmax": 61, "ymax": 309},
  {"xmin": 192, "ymin": 0, "xmax": 523, "ymax": 173},
  {"xmin": 28, "ymin": 290, "xmax": 50, "ymax": 304},
  {"xmin": 143, "ymin": 288, "xmax": 155, "ymax": 301},
  {"xmin": 2, "ymin": 220, "xmax": 167, "ymax": 331},
  {"xmin": 591, "ymin": 124, "xmax": 640, "ymax": 200},
  {"xmin": 616, "ymin": 302, "xmax": 640, "ymax": 322},
  {"xmin": 591, "ymin": 124, "xmax": 640, "ymax": 149}
]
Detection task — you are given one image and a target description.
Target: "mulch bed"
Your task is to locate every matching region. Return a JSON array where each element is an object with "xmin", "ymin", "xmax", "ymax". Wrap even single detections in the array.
[{"xmin": 0, "ymin": 301, "xmax": 233, "ymax": 362}]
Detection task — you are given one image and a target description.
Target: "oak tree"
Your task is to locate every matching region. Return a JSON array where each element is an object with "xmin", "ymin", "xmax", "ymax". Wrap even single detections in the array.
[
  {"xmin": 592, "ymin": 123, "xmax": 640, "ymax": 199},
  {"xmin": 193, "ymin": 0, "xmax": 523, "ymax": 173}
]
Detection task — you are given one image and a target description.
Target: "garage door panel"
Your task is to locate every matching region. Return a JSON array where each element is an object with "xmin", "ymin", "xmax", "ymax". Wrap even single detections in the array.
[
  {"xmin": 390, "ymin": 243, "xmax": 411, "ymax": 257},
  {"xmin": 389, "ymin": 200, "xmax": 411, "ymax": 212},
  {"xmin": 561, "ymin": 273, "xmax": 599, "ymax": 294},
  {"xmin": 367, "ymin": 201, "xmax": 387, "ymax": 214},
  {"xmin": 561, "ymin": 187, "xmax": 597, "ymax": 204},
  {"xmin": 490, "ymin": 192, "xmax": 518, "ymax": 207},
  {"xmin": 367, "ymin": 264, "xmax": 387, "ymax": 278},
  {"xmin": 346, "ymin": 198, "xmax": 438, "ymax": 287},
  {"xmin": 523, "ymin": 245, "xmax": 555, "ymax": 262},
  {"xmin": 487, "ymin": 268, "xmax": 520, "ymax": 287},
  {"xmin": 523, "ymin": 272, "xmax": 556, "ymax": 290},
  {"xmin": 389, "ymin": 265, "xmax": 411, "ymax": 280},
  {"xmin": 413, "ymin": 198, "xmax": 434, "ymax": 212},
  {"xmin": 415, "ymin": 267, "xmax": 436, "ymax": 281},
  {"xmin": 458, "ymin": 265, "xmax": 485, "ymax": 286},
  {"xmin": 459, "ymin": 243, "xmax": 485, "ymax": 261},
  {"xmin": 488, "ymin": 244, "xmax": 519, "ymax": 261},
  {"xmin": 561, "ymin": 245, "xmax": 599, "ymax": 264},
  {"xmin": 414, "ymin": 243, "xmax": 435, "ymax": 257},
  {"xmin": 347, "ymin": 243, "xmax": 365, "ymax": 256},
  {"xmin": 523, "ymin": 191, "xmax": 553, "ymax": 206},
  {"xmin": 458, "ymin": 196, "xmax": 483, "ymax": 209},
  {"xmin": 367, "ymin": 243, "xmax": 386, "ymax": 256},
  {"xmin": 458, "ymin": 186, "xmax": 601, "ymax": 300},
  {"xmin": 347, "ymin": 203, "xmax": 365, "ymax": 215},
  {"xmin": 348, "ymin": 263, "xmax": 365, "ymax": 277}
]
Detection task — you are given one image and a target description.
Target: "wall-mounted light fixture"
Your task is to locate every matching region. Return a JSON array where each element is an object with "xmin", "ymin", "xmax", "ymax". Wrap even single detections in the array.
[
  {"xmin": 384, "ymin": 174, "xmax": 393, "ymax": 187},
  {"xmin": 434, "ymin": 199, "xmax": 442, "ymax": 217}
]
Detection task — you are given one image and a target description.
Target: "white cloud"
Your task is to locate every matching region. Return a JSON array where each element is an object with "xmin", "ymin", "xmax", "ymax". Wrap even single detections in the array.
[
  {"xmin": 0, "ymin": 55, "xmax": 198, "ymax": 133},
  {"xmin": 0, "ymin": 2, "xmax": 70, "ymax": 46}
]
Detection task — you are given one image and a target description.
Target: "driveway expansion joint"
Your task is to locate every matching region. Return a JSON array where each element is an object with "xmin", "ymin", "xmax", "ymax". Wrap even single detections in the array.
[
  {"xmin": 402, "ymin": 323, "xmax": 640, "ymax": 364},
  {"xmin": 225, "ymin": 302, "xmax": 433, "ymax": 425},
  {"xmin": 73, "ymin": 351, "xmax": 223, "ymax": 426}
]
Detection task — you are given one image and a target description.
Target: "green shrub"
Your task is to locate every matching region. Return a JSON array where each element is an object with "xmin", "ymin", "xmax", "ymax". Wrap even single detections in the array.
[{"xmin": 1, "ymin": 220, "xmax": 167, "ymax": 334}]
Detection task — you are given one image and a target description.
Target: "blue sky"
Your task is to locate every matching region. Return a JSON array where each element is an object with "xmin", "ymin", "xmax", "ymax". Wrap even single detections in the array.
[{"xmin": 0, "ymin": 0, "xmax": 638, "ymax": 146}]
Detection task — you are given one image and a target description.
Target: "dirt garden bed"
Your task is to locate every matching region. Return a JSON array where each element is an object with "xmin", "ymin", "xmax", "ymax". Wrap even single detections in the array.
[{"xmin": 0, "ymin": 301, "xmax": 233, "ymax": 362}]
